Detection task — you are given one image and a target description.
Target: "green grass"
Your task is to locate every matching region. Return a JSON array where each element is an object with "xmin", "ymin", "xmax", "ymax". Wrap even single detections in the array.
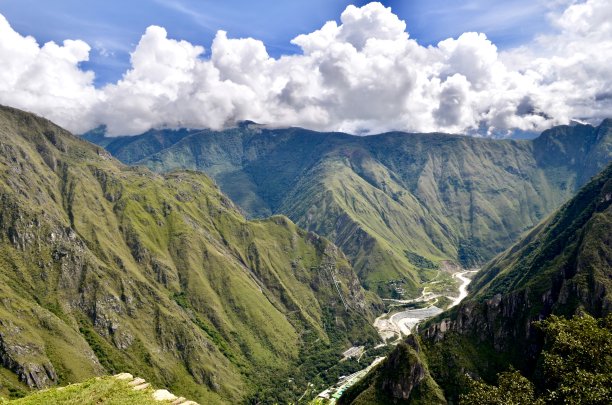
[{"xmin": 1, "ymin": 377, "xmax": 166, "ymax": 405}]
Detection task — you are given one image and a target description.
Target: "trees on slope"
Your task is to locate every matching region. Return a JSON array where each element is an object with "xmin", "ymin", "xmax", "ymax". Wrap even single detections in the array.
[{"xmin": 462, "ymin": 314, "xmax": 612, "ymax": 405}]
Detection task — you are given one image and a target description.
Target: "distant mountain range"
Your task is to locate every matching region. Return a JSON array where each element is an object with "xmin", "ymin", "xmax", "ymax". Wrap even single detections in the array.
[
  {"xmin": 84, "ymin": 120, "xmax": 612, "ymax": 298},
  {"xmin": 0, "ymin": 106, "xmax": 378, "ymax": 403}
]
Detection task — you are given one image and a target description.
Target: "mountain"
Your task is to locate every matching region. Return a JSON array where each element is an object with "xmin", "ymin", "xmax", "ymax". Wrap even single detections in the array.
[
  {"xmin": 84, "ymin": 120, "xmax": 612, "ymax": 297},
  {"xmin": 0, "ymin": 105, "xmax": 379, "ymax": 403},
  {"xmin": 342, "ymin": 162, "xmax": 612, "ymax": 403},
  {"xmin": 338, "ymin": 336, "xmax": 446, "ymax": 405}
]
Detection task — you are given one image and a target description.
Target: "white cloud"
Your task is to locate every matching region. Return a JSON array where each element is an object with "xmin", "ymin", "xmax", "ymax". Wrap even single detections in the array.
[
  {"xmin": 0, "ymin": 1, "xmax": 610, "ymax": 136},
  {"xmin": 500, "ymin": 0, "xmax": 612, "ymax": 125},
  {"xmin": 0, "ymin": 14, "xmax": 98, "ymax": 133}
]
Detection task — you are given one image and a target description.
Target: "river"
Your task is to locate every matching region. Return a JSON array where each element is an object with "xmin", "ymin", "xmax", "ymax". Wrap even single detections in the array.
[
  {"xmin": 313, "ymin": 269, "xmax": 478, "ymax": 403},
  {"xmin": 449, "ymin": 270, "xmax": 479, "ymax": 307}
]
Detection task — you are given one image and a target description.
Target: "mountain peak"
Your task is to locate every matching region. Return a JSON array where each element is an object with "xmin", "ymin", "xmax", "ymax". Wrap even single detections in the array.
[
  {"xmin": 237, "ymin": 120, "xmax": 261, "ymax": 129},
  {"xmin": 600, "ymin": 117, "xmax": 612, "ymax": 128}
]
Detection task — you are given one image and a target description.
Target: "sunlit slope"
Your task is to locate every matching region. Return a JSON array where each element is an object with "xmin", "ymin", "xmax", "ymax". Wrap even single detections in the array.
[{"xmin": 0, "ymin": 106, "xmax": 377, "ymax": 403}]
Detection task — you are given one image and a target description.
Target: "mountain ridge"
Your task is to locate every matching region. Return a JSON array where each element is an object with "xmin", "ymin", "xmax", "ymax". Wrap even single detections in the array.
[{"xmin": 84, "ymin": 120, "xmax": 612, "ymax": 297}]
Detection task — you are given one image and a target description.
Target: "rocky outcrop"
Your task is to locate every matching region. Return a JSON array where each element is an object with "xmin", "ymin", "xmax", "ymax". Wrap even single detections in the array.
[
  {"xmin": 114, "ymin": 373, "xmax": 200, "ymax": 404},
  {"xmin": 379, "ymin": 343, "xmax": 427, "ymax": 400},
  {"xmin": 0, "ymin": 333, "xmax": 57, "ymax": 388},
  {"xmin": 340, "ymin": 336, "xmax": 446, "ymax": 405}
]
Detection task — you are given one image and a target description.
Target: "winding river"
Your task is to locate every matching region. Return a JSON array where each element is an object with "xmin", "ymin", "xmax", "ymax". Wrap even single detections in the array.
[
  {"xmin": 449, "ymin": 270, "xmax": 479, "ymax": 308},
  {"xmin": 314, "ymin": 269, "xmax": 479, "ymax": 403},
  {"xmin": 374, "ymin": 269, "xmax": 478, "ymax": 342}
]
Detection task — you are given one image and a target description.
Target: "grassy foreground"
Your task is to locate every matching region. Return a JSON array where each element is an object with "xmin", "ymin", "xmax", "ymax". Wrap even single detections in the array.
[{"xmin": 1, "ymin": 377, "xmax": 166, "ymax": 405}]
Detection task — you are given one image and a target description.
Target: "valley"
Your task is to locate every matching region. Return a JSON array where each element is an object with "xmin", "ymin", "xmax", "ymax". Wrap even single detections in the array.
[
  {"xmin": 314, "ymin": 268, "xmax": 477, "ymax": 403},
  {"xmin": 85, "ymin": 120, "xmax": 612, "ymax": 298},
  {"xmin": 0, "ymin": 104, "xmax": 609, "ymax": 404},
  {"xmin": 341, "ymin": 162, "xmax": 612, "ymax": 404},
  {"xmin": 81, "ymin": 120, "xmax": 612, "ymax": 404},
  {"xmin": 0, "ymin": 1, "xmax": 610, "ymax": 403}
]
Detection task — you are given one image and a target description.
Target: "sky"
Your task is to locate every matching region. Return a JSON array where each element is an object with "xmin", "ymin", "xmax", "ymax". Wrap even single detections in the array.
[
  {"xmin": 0, "ymin": 0, "xmax": 554, "ymax": 86},
  {"xmin": 0, "ymin": 0, "xmax": 610, "ymax": 136}
]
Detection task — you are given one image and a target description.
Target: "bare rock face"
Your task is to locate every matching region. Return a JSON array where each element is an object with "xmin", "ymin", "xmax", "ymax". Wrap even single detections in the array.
[
  {"xmin": 19, "ymin": 362, "xmax": 58, "ymax": 388},
  {"xmin": 379, "ymin": 343, "xmax": 426, "ymax": 401},
  {"xmin": 0, "ymin": 331, "xmax": 58, "ymax": 388}
]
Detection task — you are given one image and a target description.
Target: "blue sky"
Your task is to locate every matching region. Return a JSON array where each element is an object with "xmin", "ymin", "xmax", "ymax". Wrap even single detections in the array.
[{"xmin": 0, "ymin": 0, "xmax": 553, "ymax": 86}]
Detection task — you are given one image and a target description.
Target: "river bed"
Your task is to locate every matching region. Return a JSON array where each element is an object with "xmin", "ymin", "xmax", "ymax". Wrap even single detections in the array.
[{"xmin": 374, "ymin": 269, "xmax": 478, "ymax": 342}]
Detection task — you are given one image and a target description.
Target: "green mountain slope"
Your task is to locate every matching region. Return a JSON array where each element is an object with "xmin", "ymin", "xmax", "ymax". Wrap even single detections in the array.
[
  {"xmin": 84, "ymin": 120, "xmax": 612, "ymax": 297},
  {"xmin": 422, "ymin": 162, "xmax": 612, "ymax": 399},
  {"xmin": 0, "ymin": 106, "xmax": 379, "ymax": 403},
  {"xmin": 340, "ymin": 162, "xmax": 612, "ymax": 404}
]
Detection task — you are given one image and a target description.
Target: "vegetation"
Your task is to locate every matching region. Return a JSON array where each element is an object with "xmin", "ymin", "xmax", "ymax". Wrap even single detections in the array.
[
  {"xmin": 462, "ymin": 370, "xmax": 541, "ymax": 405},
  {"xmin": 0, "ymin": 377, "xmax": 164, "ymax": 405},
  {"xmin": 462, "ymin": 314, "xmax": 612, "ymax": 405},
  {"xmin": 404, "ymin": 251, "xmax": 438, "ymax": 270}
]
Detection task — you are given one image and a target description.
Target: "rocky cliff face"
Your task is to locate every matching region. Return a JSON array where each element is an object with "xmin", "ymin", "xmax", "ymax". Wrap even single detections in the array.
[
  {"xmin": 379, "ymin": 339, "xmax": 427, "ymax": 401},
  {"xmin": 0, "ymin": 105, "xmax": 378, "ymax": 403}
]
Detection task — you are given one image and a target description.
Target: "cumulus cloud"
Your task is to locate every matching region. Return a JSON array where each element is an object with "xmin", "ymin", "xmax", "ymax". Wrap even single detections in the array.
[
  {"xmin": 0, "ymin": 14, "xmax": 98, "ymax": 133},
  {"xmin": 0, "ymin": 1, "xmax": 610, "ymax": 136}
]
